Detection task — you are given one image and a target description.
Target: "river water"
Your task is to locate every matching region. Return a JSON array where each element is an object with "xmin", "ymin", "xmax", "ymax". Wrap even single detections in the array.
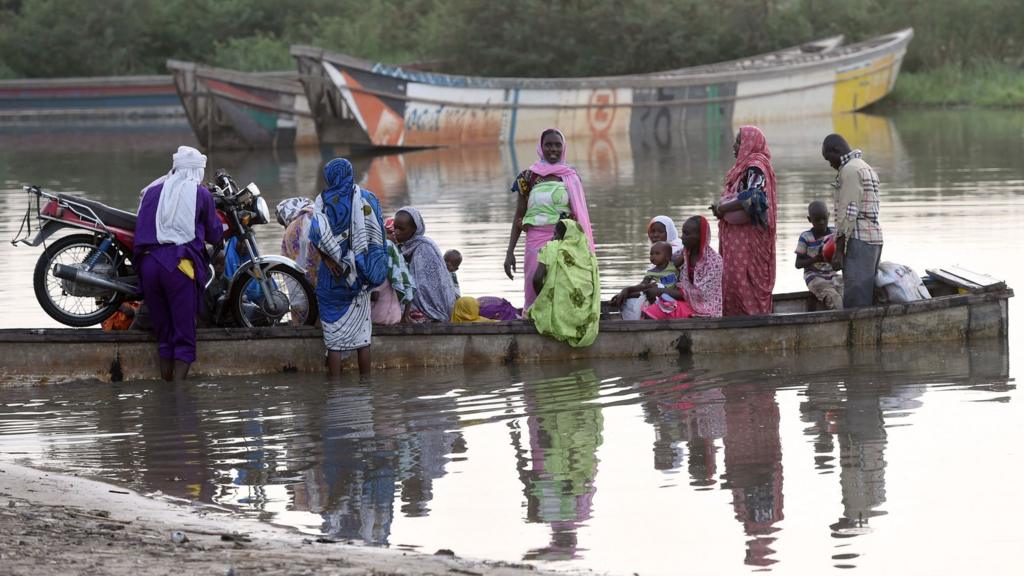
[{"xmin": 0, "ymin": 109, "xmax": 1022, "ymax": 574}]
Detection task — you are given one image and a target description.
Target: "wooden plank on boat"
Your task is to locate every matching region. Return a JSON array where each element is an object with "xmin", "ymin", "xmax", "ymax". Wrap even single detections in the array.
[
  {"xmin": 926, "ymin": 267, "xmax": 1005, "ymax": 292},
  {"xmin": 943, "ymin": 266, "xmax": 1005, "ymax": 289}
]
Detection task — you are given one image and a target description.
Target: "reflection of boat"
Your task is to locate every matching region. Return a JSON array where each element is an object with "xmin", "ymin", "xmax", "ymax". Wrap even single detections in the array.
[
  {"xmin": 0, "ymin": 279, "xmax": 1009, "ymax": 382},
  {"xmin": 167, "ymin": 60, "xmax": 317, "ymax": 150},
  {"xmin": 290, "ymin": 30, "xmax": 910, "ymax": 150}
]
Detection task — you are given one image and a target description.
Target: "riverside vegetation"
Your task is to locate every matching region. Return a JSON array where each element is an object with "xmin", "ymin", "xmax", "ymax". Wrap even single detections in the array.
[{"xmin": 0, "ymin": 0, "xmax": 1022, "ymax": 107}]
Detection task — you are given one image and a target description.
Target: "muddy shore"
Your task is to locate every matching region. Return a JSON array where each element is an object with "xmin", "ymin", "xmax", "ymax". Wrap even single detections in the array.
[{"xmin": 0, "ymin": 462, "xmax": 582, "ymax": 576}]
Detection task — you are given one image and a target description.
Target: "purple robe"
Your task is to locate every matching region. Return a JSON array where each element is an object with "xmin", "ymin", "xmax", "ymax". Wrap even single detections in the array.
[{"xmin": 135, "ymin": 183, "xmax": 223, "ymax": 362}]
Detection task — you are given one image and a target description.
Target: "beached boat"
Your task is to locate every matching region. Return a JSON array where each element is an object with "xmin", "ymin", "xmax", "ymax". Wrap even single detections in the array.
[
  {"xmin": 0, "ymin": 268, "xmax": 1008, "ymax": 384},
  {"xmin": 289, "ymin": 30, "xmax": 909, "ymax": 150},
  {"xmin": 167, "ymin": 60, "xmax": 318, "ymax": 150},
  {"xmin": 0, "ymin": 75, "xmax": 180, "ymax": 119}
]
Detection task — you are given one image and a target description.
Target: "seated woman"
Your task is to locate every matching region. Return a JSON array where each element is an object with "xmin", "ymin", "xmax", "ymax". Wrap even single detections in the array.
[
  {"xmin": 372, "ymin": 217, "xmax": 416, "ymax": 324},
  {"xmin": 451, "ymin": 296, "xmax": 497, "ymax": 323},
  {"xmin": 527, "ymin": 219, "xmax": 601, "ymax": 347},
  {"xmin": 643, "ymin": 216, "xmax": 723, "ymax": 319},
  {"xmin": 611, "ymin": 215, "xmax": 683, "ymax": 320},
  {"xmin": 392, "ymin": 207, "xmax": 457, "ymax": 322},
  {"xmin": 477, "ymin": 296, "xmax": 522, "ymax": 320}
]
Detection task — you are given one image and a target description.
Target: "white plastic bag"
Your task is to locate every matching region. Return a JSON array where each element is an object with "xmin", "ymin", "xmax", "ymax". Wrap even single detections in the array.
[{"xmin": 875, "ymin": 262, "xmax": 931, "ymax": 303}]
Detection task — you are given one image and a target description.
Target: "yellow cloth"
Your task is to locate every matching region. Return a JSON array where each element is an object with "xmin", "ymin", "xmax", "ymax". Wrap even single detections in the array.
[
  {"xmin": 177, "ymin": 258, "xmax": 195, "ymax": 280},
  {"xmin": 451, "ymin": 296, "xmax": 496, "ymax": 323}
]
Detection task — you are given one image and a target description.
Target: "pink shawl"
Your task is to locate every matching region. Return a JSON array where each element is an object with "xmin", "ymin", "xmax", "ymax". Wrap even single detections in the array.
[
  {"xmin": 528, "ymin": 128, "xmax": 595, "ymax": 252},
  {"xmin": 679, "ymin": 216, "xmax": 723, "ymax": 317},
  {"xmin": 722, "ymin": 125, "xmax": 777, "ymax": 226}
]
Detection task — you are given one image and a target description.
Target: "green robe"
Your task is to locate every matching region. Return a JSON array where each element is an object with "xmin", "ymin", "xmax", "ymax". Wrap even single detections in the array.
[{"xmin": 527, "ymin": 219, "xmax": 600, "ymax": 347}]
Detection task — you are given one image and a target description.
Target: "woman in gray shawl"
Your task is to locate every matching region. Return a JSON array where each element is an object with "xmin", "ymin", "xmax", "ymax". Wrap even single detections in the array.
[{"xmin": 392, "ymin": 207, "xmax": 457, "ymax": 322}]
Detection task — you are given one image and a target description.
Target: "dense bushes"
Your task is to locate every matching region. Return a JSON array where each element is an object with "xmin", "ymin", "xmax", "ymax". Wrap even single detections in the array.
[{"xmin": 0, "ymin": 0, "xmax": 1021, "ymax": 80}]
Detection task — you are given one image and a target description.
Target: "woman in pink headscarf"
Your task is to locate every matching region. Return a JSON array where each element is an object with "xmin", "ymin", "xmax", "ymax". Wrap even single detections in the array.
[
  {"xmin": 711, "ymin": 125, "xmax": 777, "ymax": 316},
  {"xmin": 504, "ymin": 128, "xmax": 595, "ymax": 309}
]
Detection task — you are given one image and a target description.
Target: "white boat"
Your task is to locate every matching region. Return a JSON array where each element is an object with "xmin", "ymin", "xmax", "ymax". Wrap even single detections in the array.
[{"xmin": 289, "ymin": 30, "xmax": 910, "ymax": 150}]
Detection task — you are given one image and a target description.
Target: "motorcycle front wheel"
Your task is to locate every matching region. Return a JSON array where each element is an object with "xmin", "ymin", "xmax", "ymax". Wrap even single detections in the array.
[
  {"xmin": 33, "ymin": 234, "xmax": 126, "ymax": 327},
  {"xmin": 228, "ymin": 263, "xmax": 318, "ymax": 328}
]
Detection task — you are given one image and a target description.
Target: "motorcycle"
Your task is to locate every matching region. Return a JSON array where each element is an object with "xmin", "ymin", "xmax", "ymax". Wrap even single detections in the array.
[{"xmin": 10, "ymin": 169, "xmax": 317, "ymax": 328}]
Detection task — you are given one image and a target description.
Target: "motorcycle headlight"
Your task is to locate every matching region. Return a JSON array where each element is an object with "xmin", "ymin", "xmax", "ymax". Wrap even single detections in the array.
[
  {"xmin": 244, "ymin": 183, "xmax": 261, "ymax": 198},
  {"xmin": 255, "ymin": 196, "xmax": 270, "ymax": 225}
]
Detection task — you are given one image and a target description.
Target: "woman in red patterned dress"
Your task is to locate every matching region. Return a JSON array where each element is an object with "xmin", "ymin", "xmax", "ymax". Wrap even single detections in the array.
[{"xmin": 711, "ymin": 126, "xmax": 777, "ymax": 316}]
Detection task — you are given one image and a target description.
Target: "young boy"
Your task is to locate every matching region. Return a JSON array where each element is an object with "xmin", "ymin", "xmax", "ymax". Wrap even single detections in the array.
[
  {"xmin": 444, "ymin": 249, "xmax": 463, "ymax": 297},
  {"xmin": 795, "ymin": 201, "xmax": 844, "ymax": 310},
  {"xmin": 611, "ymin": 241, "xmax": 678, "ymax": 318}
]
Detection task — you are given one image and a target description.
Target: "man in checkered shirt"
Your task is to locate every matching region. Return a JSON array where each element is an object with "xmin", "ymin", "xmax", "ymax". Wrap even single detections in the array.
[{"xmin": 822, "ymin": 133, "xmax": 882, "ymax": 308}]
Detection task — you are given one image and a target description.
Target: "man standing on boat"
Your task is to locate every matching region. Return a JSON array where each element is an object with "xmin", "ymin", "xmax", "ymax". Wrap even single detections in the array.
[{"xmin": 822, "ymin": 134, "xmax": 883, "ymax": 308}]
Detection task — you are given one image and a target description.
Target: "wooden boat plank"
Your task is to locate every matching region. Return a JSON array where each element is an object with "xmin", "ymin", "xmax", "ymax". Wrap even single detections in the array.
[
  {"xmin": 942, "ymin": 266, "xmax": 1004, "ymax": 289},
  {"xmin": 927, "ymin": 268, "xmax": 988, "ymax": 292}
]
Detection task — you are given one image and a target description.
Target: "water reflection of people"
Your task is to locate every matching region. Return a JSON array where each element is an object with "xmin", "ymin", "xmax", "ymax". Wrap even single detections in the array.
[
  {"xmin": 138, "ymin": 383, "xmax": 216, "ymax": 502},
  {"xmin": 314, "ymin": 386, "xmax": 397, "ymax": 544},
  {"xmin": 722, "ymin": 383, "xmax": 784, "ymax": 567},
  {"xmin": 801, "ymin": 374, "xmax": 924, "ymax": 538},
  {"xmin": 637, "ymin": 369, "xmax": 725, "ymax": 484},
  {"xmin": 512, "ymin": 369, "xmax": 604, "ymax": 561},
  {"xmin": 301, "ymin": 384, "xmax": 464, "ymax": 545}
]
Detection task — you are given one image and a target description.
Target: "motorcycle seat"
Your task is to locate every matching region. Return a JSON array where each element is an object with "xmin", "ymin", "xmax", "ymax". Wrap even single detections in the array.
[{"xmin": 58, "ymin": 194, "xmax": 137, "ymax": 231}]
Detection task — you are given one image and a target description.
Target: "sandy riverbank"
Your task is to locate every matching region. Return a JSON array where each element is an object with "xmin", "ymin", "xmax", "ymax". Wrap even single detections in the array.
[{"xmin": 0, "ymin": 462, "xmax": 582, "ymax": 576}]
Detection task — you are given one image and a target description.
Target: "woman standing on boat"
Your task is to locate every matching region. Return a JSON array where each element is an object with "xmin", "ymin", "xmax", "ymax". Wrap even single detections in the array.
[
  {"xmin": 504, "ymin": 128, "xmax": 595, "ymax": 309},
  {"xmin": 308, "ymin": 158, "xmax": 388, "ymax": 377},
  {"xmin": 711, "ymin": 126, "xmax": 777, "ymax": 316}
]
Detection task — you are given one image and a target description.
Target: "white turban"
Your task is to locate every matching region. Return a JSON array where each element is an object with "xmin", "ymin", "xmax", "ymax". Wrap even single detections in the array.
[{"xmin": 150, "ymin": 146, "xmax": 208, "ymax": 245}]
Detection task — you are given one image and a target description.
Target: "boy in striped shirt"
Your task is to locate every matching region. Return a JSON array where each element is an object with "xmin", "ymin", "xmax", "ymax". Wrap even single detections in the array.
[{"xmin": 795, "ymin": 201, "xmax": 843, "ymax": 310}]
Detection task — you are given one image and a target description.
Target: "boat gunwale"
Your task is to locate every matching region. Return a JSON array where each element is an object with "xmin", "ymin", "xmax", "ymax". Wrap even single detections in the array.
[
  {"xmin": 289, "ymin": 55, "xmax": 906, "ymax": 111},
  {"xmin": 0, "ymin": 75, "xmax": 173, "ymax": 90},
  {"xmin": 166, "ymin": 59, "xmax": 304, "ymax": 96},
  {"xmin": 289, "ymin": 29, "xmax": 912, "ymax": 92},
  {"xmin": 0, "ymin": 287, "xmax": 1009, "ymax": 344}
]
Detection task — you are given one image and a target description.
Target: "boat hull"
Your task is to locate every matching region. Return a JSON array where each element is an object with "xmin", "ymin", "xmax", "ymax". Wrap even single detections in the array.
[
  {"xmin": 291, "ymin": 30, "xmax": 911, "ymax": 149},
  {"xmin": 167, "ymin": 60, "xmax": 318, "ymax": 150},
  {"xmin": 0, "ymin": 287, "xmax": 1009, "ymax": 384},
  {"xmin": 0, "ymin": 75, "xmax": 180, "ymax": 119}
]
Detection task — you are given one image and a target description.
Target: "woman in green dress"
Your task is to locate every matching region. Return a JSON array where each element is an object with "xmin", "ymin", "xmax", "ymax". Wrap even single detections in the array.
[{"xmin": 528, "ymin": 219, "xmax": 601, "ymax": 348}]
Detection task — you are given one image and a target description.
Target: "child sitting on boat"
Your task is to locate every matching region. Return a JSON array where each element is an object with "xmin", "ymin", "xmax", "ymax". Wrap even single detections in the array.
[
  {"xmin": 444, "ymin": 249, "xmax": 462, "ymax": 297},
  {"xmin": 795, "ymin": 201, "xmax": 843, "ymax": 310},
  {"xmin": 611, "ymin": 241, "xmax": 678, "ymax": 319}
]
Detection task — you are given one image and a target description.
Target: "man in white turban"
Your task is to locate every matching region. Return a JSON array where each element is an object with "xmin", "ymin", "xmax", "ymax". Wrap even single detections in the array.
[{"xmin": 134, "ymin": 146, "xmax": 224, "ymax": 381}]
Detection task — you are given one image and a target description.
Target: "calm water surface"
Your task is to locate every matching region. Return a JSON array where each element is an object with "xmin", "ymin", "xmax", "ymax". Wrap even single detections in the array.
[{"xmin": 1, "ymin": 109, "xmax": 1022, "ymax": 574}]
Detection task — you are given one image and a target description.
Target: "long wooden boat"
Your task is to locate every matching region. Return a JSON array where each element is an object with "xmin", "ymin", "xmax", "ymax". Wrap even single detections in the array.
[
  {"xmin": 0, "ymin": 271, "xmax": 1009, "ymax": 384},
  {"xmin": 0, "ymin": 75, "xmax": 181, "ymax": 119},
  {"xmin": 289, "ymin": 30, "xmax": 909, "ymax": 150},
  {"xmin": 167, "ymin": 60, "xmax": 318, "ymax": 150}
]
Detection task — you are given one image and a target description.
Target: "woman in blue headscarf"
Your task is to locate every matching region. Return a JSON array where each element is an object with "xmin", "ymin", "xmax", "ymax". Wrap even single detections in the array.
[{"xmin": 308, "ymin": 158, "xmax": 388, "ymax": 377}]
